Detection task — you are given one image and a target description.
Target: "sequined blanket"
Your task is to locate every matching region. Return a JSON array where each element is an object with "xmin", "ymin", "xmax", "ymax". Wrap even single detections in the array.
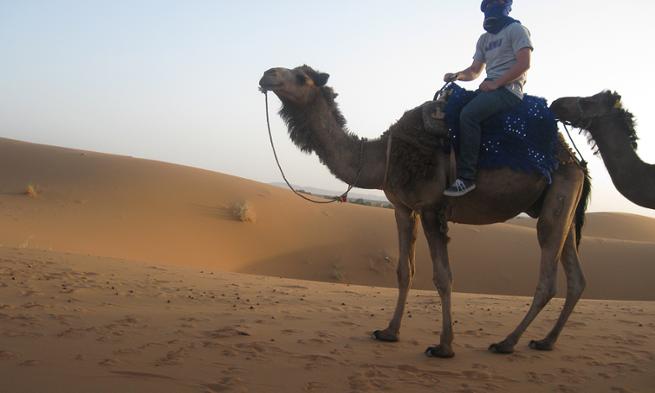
[{"xmin": 443, "ymin": 83, "xmax": 558, "ymax": 183}]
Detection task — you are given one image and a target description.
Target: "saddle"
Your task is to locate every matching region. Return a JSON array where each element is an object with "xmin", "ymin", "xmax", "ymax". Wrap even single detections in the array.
[{"xmin": 437, "ymin": 83, "xmax": 559, "ymax": 183}]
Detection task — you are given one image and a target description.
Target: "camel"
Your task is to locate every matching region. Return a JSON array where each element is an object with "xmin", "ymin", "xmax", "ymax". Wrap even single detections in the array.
[
  {"xmin": 259, "ymin": 65, "xmax": 591, "ymax": 358},
  {"xmin": 551, "ymin": 91, "xmax": 655, "ymax": 209}
]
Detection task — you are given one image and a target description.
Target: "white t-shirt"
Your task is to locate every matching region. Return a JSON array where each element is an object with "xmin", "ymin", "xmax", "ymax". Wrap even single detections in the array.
[{"xmin": 473, "ymin": 23, "xmax": 534, "ymax": 99}]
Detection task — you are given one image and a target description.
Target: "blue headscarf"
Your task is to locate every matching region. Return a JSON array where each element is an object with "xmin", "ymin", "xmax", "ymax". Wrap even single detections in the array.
[{"xmin": 480, "ymin": 0, "xmax": 519, "ymax": 34}]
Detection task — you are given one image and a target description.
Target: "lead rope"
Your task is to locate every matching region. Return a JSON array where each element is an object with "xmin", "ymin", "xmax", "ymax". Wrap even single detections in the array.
[
  {"xmin": 560, "ymin": 121, "xmax": 588, "ymax": 168},
  {"xmin": 264, "ymin": 91, "xmax": 363, "ymax": 204}
]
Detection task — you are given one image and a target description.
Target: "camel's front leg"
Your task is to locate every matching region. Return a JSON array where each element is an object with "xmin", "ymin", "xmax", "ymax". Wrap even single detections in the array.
[
  {"xmin": 373, "ymin": 205, "xmax": 417, "ymax": 342},
  {"xmin": 420, "ymin": 207, "xmax": 455, "ymax": 358}
]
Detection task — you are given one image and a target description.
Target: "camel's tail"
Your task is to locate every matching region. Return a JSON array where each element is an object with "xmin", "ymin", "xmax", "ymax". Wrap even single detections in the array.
[{"xmin": 574, "ymin": 166, "xmax": 592, "ymax": 249}]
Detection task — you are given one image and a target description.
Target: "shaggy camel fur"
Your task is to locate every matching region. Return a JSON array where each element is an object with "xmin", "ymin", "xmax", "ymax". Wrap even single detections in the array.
[
  {"xmin": 259, "ymin": 65, "xmax": 591, "ymax": 358},
  {"xmin": 551, "ymin": 91, "xmax": 654, "ymax": 209}
]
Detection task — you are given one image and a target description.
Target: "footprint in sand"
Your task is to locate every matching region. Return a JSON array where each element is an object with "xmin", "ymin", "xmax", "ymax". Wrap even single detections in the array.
[
  {"xmin": 113, "ymin": 347, "xmax": 142, "ymax": 356},
  {"xmin": 110, "ymin": 370, "xmax": 175, "ymax": 381},
  {"xmin": 19, "ymin": 360, "xmax": 41, "ymax": 367},
  {"xmin": 155, "ymin": 347, "xmax": 188, "ymax": 366},
  {"xmin": 204, "ymin": 327, "xmax": 251, "ymax": 339},
  {"xmin": 98, "ymin": 358, "xmax": 120, "ymax": 367},
  {"xmin": 56, "ymin": 327, "xmax": 88, "ymax": 339},
  {"xmin": 204, "ymin": 376, "xmax": 247, "ymax": 393},
  {"xmin": 462, "ymin": 370, "xmax": 492, "ymax": 380},
  {"xmin": 610, "ymin": 387, "xmax": 635, "ymax": 393},
  {"xmin": 0, "ymin": 350, "xmax": 18, "ymax": 360},
  {"xmin": 304, "ymin": 381, "xmax": 326, "ymax": 392},
  {"xmin": 296, "ymin": 354, "xmax": 338, "ymax": 370},
  {"xmin": 348, "ymin": 372, "xmax": 386, "ymax": 392}
]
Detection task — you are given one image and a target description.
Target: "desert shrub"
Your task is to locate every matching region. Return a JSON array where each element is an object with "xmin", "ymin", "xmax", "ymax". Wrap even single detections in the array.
[
  {"xmin": 234, "ymin": 201, "xmax": 256, "ymax": 223},
  {"xmin": 25, "ymin": 184, "xmax": 38, "ymax": 198}
]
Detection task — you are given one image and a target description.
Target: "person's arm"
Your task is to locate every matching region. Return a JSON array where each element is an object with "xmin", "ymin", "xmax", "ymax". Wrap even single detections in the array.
[
  {"xmin": 444, "ymin": 60, "xmax": 485, "ymax": 82},
  {"xmin": 479, "ymin": 47, "xmax": 531, "ymax": 91}
]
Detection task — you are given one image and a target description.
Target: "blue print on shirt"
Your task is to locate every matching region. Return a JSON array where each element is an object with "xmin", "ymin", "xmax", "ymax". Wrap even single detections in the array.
[{"xmin": 485, "ymin": 39, "xmax": 503, "ymax": 52}]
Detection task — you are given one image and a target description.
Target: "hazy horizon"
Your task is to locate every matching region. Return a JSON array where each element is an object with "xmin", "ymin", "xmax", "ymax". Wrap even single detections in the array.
[{"xmin": 2, "ymin": 0, "xmax": 654, "ymax": 218}]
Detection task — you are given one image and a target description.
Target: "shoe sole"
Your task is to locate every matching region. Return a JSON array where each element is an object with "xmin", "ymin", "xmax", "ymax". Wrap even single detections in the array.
[{"xmin": 443, "ymin": 184, "xmax": 476, "ymax": 197}]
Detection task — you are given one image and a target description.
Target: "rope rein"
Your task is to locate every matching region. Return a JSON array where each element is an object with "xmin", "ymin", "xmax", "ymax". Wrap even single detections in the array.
[
  {"xmin": 560, "ymin": 121, "xmax": 588, "ymax": 168},
  {"xmin": 264, "ymin": 91, "xmax": 364, "ymax": 204}
]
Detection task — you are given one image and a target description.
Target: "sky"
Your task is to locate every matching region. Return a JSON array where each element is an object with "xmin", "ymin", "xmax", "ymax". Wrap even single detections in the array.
[{"xmin": 2, "ymin": 0, "xmax": 654, "ymax": 218}]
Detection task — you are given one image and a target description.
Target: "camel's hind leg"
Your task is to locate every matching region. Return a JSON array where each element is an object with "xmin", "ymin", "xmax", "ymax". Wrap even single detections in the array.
[
  {"xmin": 530, "ymin": 225, "xmax": 586, "ymax": 350},
  {"xmin": 373, "ymin": 205, "xmax": 418, "ymax": 342},
  {"xmin": 490, "ymin": 172, "xmax": 583, "ymax": 354}
]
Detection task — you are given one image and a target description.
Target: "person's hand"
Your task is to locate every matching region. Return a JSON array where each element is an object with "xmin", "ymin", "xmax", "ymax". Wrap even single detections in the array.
[
  {"xmin": 479, "ymin": 80, "xmax": 499, "ymax": 92},
  {"xmin": 443, "ymin": 73, "xmax": 459, "ymax": 83}
]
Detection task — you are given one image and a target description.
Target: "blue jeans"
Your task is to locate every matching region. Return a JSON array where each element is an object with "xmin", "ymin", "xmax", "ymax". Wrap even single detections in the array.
[{"xmin": 457, "ymin": 87, "xmax": 522, "ymax": 181}]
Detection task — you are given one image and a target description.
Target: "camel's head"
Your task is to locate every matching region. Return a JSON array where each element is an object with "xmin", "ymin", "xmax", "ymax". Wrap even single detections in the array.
[
  {"xmin": 550, "ymin": 91, "xmax": 624, "ymax": 129},
  {"xmin": 551, "ymin": 90, "xmax": 638, "ymax": 152},
  {"xmin": 259, "ymin": 65, "xmax": 330, "ymax": 106}
]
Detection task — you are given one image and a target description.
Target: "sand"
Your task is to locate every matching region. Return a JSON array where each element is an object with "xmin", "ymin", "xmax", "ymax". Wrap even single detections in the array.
[
  {"xmin": 1, "ymin": 247, "xmax": 653, "ymax": 393},
  {"xmin": 1, "ymin": 137, "xmax": 654, "ymax": 392}
]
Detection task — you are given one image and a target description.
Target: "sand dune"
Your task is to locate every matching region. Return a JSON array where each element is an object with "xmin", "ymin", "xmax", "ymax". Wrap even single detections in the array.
[
  {"xmin": 1, "ymin": 247, "xmax": 653, "ymax": 393},
  {"xmin": 509, "ymin": 213, "xmax": 655, "ymax": 243},
  {"xmin": 1, "ymin": 137, "xmax": 654, "ymax": 301}
]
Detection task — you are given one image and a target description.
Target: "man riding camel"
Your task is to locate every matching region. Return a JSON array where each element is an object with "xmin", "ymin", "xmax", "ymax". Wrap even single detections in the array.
[{"xmin": 443, "ymin": 0, "xmax": 533, "ymax": 197}]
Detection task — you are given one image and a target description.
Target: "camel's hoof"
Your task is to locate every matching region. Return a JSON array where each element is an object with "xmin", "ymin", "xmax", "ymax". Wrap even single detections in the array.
[
  {"xmin": 372, "ymin": 330, "xmax": 399, "ymax": 342},
  {"xmin": 424, "ymin": 345, "xmax": 455, "ymax": 359},
  {"xmin": 488, "ymin": 341, "xmax": 515, "ymax": 354},
  {"xmin": 529, "ymin": 339, "xmax": 554, "ymax": 351}
]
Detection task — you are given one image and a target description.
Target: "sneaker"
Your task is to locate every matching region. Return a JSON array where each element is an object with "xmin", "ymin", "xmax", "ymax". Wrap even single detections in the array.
[{"xmin": 443, "ymin": 178, "xmax": 476, "ymax": 197}]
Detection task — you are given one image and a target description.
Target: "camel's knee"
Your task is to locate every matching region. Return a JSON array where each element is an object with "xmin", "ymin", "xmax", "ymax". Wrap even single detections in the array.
[
  {"xmin": 562, "ymin": 250, "xmax": 586, "ymax": 299},
  {"xmin": 396, "ymin": 262, "xmax": 415, "ymax": 285},
  {"xmin": 568, "ymin": 272, "xmax": 586, "ymax": 299},
  {"xmin": 432, "ymin": 273, "xmax": 452, "ymax": 297},
  {"xmin": 534, "ymin": 282, "xmax": 557, "ymax": 308}
]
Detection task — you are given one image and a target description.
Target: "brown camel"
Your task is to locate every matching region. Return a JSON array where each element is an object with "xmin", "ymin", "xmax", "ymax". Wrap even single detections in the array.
[
  {"xmin": 551, "ymin": 91, "xmax": 655, "ymax": 209},
  {"xmin": 259, "ymin": 65, "xmax": 591, "ymax": 357}
]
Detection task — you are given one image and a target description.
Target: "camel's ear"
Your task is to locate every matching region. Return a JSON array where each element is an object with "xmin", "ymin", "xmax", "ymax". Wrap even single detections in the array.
[
  {"xmin": 315, "ymin": 73, "xmax": 330, "ymax": 87},
  {"xmin": 613, "ymin": 97, "xmax": 623, "ymax": 109}
]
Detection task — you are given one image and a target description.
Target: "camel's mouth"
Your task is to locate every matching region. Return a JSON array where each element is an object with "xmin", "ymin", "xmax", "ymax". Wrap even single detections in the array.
[
  {"xmin": 259, "ymin": 74, "xmax": 284, "ymax": 92},
  {"xmin": 258, "ymin": 81, "xmax": 282, "ymax": 92}
]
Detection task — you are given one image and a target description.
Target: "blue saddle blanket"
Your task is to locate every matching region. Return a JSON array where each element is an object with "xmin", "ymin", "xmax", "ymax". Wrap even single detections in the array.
[{"xmin": 443, "ymin": 84, "xmax": 558, "ymax": 183}]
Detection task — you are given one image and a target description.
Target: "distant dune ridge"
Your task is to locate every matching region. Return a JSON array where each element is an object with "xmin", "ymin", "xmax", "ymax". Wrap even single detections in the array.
[
  {"xmin": 1, "ymin": 137, "xmax": 655, "ymax": 393},
  {"xmin": 1, "ymin": 137, "xmax": 654, "ymax": 301}
]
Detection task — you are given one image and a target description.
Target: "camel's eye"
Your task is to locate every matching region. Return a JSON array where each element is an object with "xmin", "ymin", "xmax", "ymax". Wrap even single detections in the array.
[{"xmin": 295, "ymin": 74, "xmax": 307, "ymax": 85}]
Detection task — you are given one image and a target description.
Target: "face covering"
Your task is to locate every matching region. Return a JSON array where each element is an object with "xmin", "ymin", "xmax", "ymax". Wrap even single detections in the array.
[{"xmin": 481, "ymin": 1, "xmax": 518, "ymax": 34}]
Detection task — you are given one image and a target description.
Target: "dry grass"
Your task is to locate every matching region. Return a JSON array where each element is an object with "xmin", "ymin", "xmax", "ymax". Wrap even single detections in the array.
[
  {"xmin": 25, "ymin": 184, "xmax": 38, "ymax": 198},
  {"xmin": 234, "ymin": 201, "xmax": 256, "ymax": 223}
]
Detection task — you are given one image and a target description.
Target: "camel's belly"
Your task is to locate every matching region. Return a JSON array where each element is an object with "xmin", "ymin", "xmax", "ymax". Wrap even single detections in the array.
[{"xmin": 447, "ymin": 169, "xmax": 548, "ymax": 225}]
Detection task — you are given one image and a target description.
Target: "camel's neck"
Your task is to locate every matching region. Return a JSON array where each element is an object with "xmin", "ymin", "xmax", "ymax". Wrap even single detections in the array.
[
  {"xmin": 279, "ymin": 92, "xmax": 388, "ymax": 190},
  {"xmin": 591, "ymin": 116, "xmax": 655, "ymax": 203}
]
